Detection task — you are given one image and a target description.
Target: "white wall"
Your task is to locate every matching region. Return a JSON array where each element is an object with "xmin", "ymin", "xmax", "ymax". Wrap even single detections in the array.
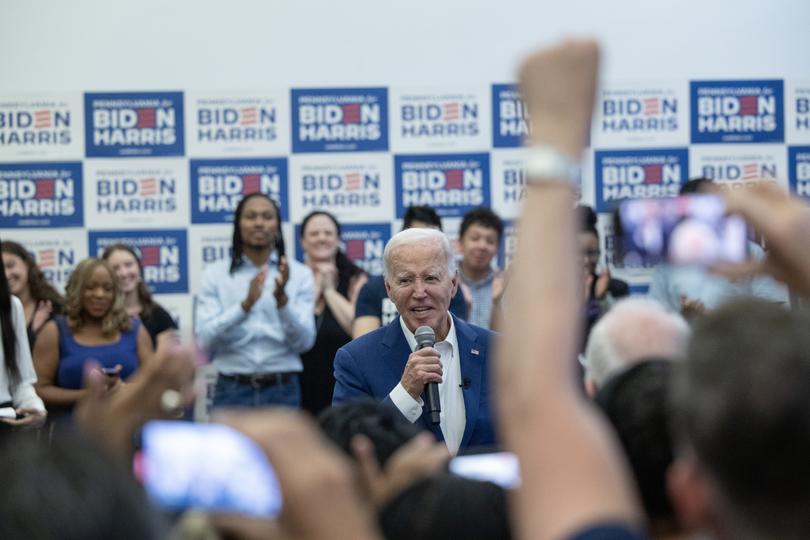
[{"xmin": 2, "ymin": 0, "xmax": 807, "ymax": 91}]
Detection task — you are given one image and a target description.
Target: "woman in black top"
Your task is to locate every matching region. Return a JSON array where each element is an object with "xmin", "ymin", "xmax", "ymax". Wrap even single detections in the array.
[
  {"xmin": 2, "ymin": 240, "xmax": 64, "ymax": 351},
  {"xmin": 299, "ymin": 211, "xmax": 367, "ymax": 415},
  {"xmin": 102, "ymin": 244, "xmax": 177, "ymax": 348}
]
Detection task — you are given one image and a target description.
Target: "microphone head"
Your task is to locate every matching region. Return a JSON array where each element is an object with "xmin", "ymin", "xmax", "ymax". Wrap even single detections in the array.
[{"xmin": 414, "ymin": 325, "xmax": 436, "ymax": 349}]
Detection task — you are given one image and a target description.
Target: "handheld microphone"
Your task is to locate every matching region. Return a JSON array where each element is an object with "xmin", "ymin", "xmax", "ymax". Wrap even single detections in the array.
[{"xmin": 415, "ymin": 326, "xmax": 441, "ymax": 425}]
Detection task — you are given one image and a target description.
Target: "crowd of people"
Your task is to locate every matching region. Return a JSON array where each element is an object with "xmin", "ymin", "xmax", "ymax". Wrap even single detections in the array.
[{"xmin": 1, "ymin": 39, "xmax": 809, "ymax": 540}]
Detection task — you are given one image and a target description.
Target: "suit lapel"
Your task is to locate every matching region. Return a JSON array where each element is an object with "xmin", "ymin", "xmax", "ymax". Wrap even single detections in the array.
[
  {"xmin": 381, "ymin": 317, "xmax": 412, "ymax": 386},
  {"xmin": 455, "ymin": 316, "xmax": 483, "ymax": 449}
]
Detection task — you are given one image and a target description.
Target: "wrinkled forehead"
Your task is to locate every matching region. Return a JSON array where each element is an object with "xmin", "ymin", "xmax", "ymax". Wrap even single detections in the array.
[{"xmin": 389, "ymin": 241, "xmax": 448, "ymax": 274}]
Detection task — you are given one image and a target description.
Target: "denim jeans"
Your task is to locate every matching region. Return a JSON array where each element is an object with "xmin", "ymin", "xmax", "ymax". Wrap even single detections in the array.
[{"xmin": 213, "ymin": 373, "xmax": 301, "ymax": 409}]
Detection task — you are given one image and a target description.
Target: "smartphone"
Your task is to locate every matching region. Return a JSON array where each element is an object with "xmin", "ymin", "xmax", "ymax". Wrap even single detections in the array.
[
  {"xmin": 135, "ymin": 420, "xmax": 282, "ymax": 518},
  {"xmin": 449, "ymin": 451, "xmax": 521, "ymax": 489},
  {"xmin": 616, "ymin": 194, "xmax": 747, "ymax": 266}
]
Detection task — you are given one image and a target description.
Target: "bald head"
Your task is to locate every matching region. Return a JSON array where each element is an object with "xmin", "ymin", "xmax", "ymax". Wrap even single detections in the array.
[{"xmin": 585, "ymin": 297, "xmax": 690, "ymax": 388}]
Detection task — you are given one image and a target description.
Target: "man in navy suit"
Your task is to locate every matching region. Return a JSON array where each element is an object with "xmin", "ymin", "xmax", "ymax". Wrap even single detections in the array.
[{"xmin": 333, "ymin": 228, "xmax": 496, "ymax": 453}]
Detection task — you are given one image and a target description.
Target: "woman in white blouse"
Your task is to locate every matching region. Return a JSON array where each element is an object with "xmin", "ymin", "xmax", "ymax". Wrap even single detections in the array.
[{"xmin": 0, "ymin": 251, "xmax": 46, "ymax": 429}]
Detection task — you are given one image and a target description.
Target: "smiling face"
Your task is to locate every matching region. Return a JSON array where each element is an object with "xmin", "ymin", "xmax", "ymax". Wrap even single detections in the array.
[
  {"xmin": 2, "ymin": 252, "xmax": 29, "ymax": 297},
  {"xmin": 105, "ymin": 249, "xmax": 141, "ymax": 295},
  {"xmin": 82, "ymin": 264, "xmax": 115, "ymax": 320},
  {"xmin": 301, "ymin": 214, "xmax": 340, "ymax": 263},
  {"xmin": 385, "ymin": 240, "xmax": 458, "ymax": 339},
  {"xmin": 239, "ymin": 196, "xmax": 279, "ymax": 250},
  {"xmin": 459, "ymin": 223, "xmax": 499, "ymax": 275}
]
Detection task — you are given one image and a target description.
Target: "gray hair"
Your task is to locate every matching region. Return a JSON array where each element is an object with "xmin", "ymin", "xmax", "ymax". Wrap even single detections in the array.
[
  {"xmin": 383, "ymin": 228, "xmax": 457, "ymax": 281},
  {"xmin": 584, "ymin": 296, "xmax": 690, "ymax": 388}
]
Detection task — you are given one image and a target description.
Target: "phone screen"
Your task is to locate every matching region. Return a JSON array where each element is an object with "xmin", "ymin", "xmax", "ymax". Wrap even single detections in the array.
[
  {"xmin": 618, "ymin": 194, "xmax": 747, "ymax": 266},
  {"xmin": 136, "ymin": 421, "xmax": 282, "ymax": 518},
  {"xmin": 449, "ymin": 451, "xmax": 521, "ymax": 489}
]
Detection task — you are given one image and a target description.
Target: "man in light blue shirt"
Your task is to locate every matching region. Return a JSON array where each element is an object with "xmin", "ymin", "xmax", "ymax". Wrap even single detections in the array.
[{"xmin": 195, "ymin": 193, "xmax": 315, "ymax": 408}]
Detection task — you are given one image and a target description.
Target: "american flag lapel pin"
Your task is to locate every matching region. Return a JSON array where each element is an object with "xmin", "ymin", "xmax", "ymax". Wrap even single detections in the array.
[{"xmin": 471, "ymin": 348, "xmax": 480, "ymax": 356}]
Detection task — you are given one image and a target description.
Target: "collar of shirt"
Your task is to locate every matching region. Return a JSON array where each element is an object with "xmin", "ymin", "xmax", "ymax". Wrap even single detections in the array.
[{"xmin": 238, "ymin": 250, "xmax": 279, "ymax": 270}]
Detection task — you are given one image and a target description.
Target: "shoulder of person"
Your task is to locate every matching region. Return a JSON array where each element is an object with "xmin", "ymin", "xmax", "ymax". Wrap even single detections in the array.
[
  {"xmin": 202, "ymin": 257, "xmax": 233, "ymax": 277},
  {"xmin": 340, "ymin": 318, "xmax": 393, "ymax": 353}
]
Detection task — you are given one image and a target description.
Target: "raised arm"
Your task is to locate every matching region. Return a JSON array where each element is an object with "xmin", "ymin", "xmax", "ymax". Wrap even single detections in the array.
[{"xmin": 496, "ymin": 40, "xmax": 642, "ymax": 540}]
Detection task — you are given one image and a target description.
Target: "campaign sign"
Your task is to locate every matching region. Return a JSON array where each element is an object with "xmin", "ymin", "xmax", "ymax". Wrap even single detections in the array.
[
  {"xmin": 690, "ymin": 80, "xmax": 784, "ymax": 143},
  {"xmin": 788, "ymin": 146, "xmax": 810, "ymax": 200},
  {"xmin": 496, "ymin": 219, "xmax": 518, "ymax": 270},
  {"xmin": 0, "ymin": 94, "xmax": 83, "ymax": 160},
  {"xmin": 85, "ymin": 160, "xmax": 187, "ymax": 228},
  {"xmin": 289, "ymin": 154, "xmax": 392, "ymax": 223},
  {"xmin": 593, "ymin": 83, "xmax": 687, "ymax": 147},
  {"xmin": 293, "ymin": 222, "xmax": 391, "ymax": 276},
  {"xmin": 0, "ymin": 162, "xmax": 83, "ymax": 228},
  {"xmin": 601, "ymin": 215, "xmax": 656, "ymax": 286},
  {"xmin": 187, "ymin": 225, "xmax": 233, "ymax": 298},
  {"xmin": 490, "ymin": 149, "xmax": 528, "ymax": 219},
  {"xmin": 391, "ymin": 88, "xmax": 489, "ymax": 152},
  {"xmin": 190, "ymin": 158, "xmax": 288, "ymax": 224},
  {"xmin": 88, "ymin": 229, "xmax": 188, "ymax": 294},
  {"xmin": 689, "ymin": 145, "xmax": 786, "ymax": 192},
  {"xmin": 0, "ymin": 229, "xmax": 86, "ymax": 293},
  {"xmin": 84, "ymin": 92, "xmax": 185, "ymax": 157},
  {"xmin": 491, "ymin": 84, "xmax": 530, "ymax": 148},
  {"xmin": 786, "ymin": 82, "xmax": 810, "ymax": 143},
  {"xmin": 594, "ymin": 148, "xmax": 688, "ymax": 212},
  {"xmin": 291, "ymin": 88, "xmax": 388, "ymax": 153},
  {"xmin": 394, "ymin": 153, "xmax": 490, "ymax": 218},
  {"xmin": 186, "ymin": 91, "xmax": 288, "ymax": 157}
]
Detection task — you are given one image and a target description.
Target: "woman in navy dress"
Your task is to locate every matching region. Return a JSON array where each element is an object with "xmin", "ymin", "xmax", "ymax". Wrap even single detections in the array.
[{"xmin": 33, "ymin": 258, "xmax": 152, "ymax": 416}]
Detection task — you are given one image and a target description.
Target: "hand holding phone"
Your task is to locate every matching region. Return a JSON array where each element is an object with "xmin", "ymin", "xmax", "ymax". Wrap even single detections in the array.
[
  {"xmin": 136, "ymin": 420, "xmax": 282, "ymax": 518},
  {"xmin": 617, "ymin": 194, "xmax": 747, "ymax": 266}
]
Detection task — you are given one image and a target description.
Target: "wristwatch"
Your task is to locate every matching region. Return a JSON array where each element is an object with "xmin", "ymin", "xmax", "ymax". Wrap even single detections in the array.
[{"xmin": 524, "ymin": 145, "xmax": 581, "ymax": 186}]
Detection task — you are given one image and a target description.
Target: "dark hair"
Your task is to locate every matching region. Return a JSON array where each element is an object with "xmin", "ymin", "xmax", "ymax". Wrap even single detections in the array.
[
  {"xmin": 596, "ymin": 359, "xmax": 678, "ymax": 533},
  {"xmin": 403, "ymin": 205, "xmax": 443, "ymax": 231},
  {"xmin": 576, "ymin": 204, "xmax": 599, "ymax": 238},
  {"xmin": 300, "ymin": 211, "xmax": 364, "ymax": 295},
  {"xmin": 0, "ymin": 241, "xmax": 18, "ymax": 383},
  {"xmin": 460, "ymin": 207, "xmax": 503, "ymax": 240},
  {"xmin": 318, "ymin": 400, "xmax": 424, "ymax": 466},
  {"xmin": 679, "ymin": 177, "xmax": 714, "ymax": 195},
  {"xmin": 229, "ymin": 193, "xmax": 285, "ymax": 274},
  {"xmin": 0, "ymin": 428, "xmax": 164, "ymax": 539},
  {"xmin": 1, "ymin": 240, "xmax": 65, "ymax": 306},
  {"xmin": 379, "ymin": 473, "xmax": 512, "ymax": 540},
  {"xmin": 101, "ymin": 244, "xmax": 156, "ymax": 317},
  {"xmin": 672, "ymin": 299, "xmax": 810, "ymax": 538}
]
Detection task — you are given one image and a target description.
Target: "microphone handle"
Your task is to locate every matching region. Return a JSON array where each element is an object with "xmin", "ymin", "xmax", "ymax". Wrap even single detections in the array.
[{"xmin": 426, "ymin": 381, "xmax": 441, "ymax": 425}]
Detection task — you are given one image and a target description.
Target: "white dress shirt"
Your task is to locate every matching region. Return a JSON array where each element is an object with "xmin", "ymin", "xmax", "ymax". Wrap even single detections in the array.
[
  {"xmin": 0, "ymin": 296, "xmax": 46, "ymax": 412},
  {"xmin": 194, "ymin": 253, "xmax": 316, "ymax": 374},
  {"xmin": 389, "ymin": 315, "xmax": 466, "ymax": 455}
]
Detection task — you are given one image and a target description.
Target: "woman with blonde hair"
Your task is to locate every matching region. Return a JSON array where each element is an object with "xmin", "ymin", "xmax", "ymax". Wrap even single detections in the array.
[{"xmin": 33, "ymin": 258, "xmax": 152, "ymax": 414}]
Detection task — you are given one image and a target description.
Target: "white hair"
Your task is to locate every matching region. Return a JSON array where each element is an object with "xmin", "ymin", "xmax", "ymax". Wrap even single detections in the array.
[
  {"xmin": 383, "ymin": 228, "xmax": 457, "ymax": 281},
  {"xmin": 584, "ymin": 296, "xmax": 690, "ymax": 388}
]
